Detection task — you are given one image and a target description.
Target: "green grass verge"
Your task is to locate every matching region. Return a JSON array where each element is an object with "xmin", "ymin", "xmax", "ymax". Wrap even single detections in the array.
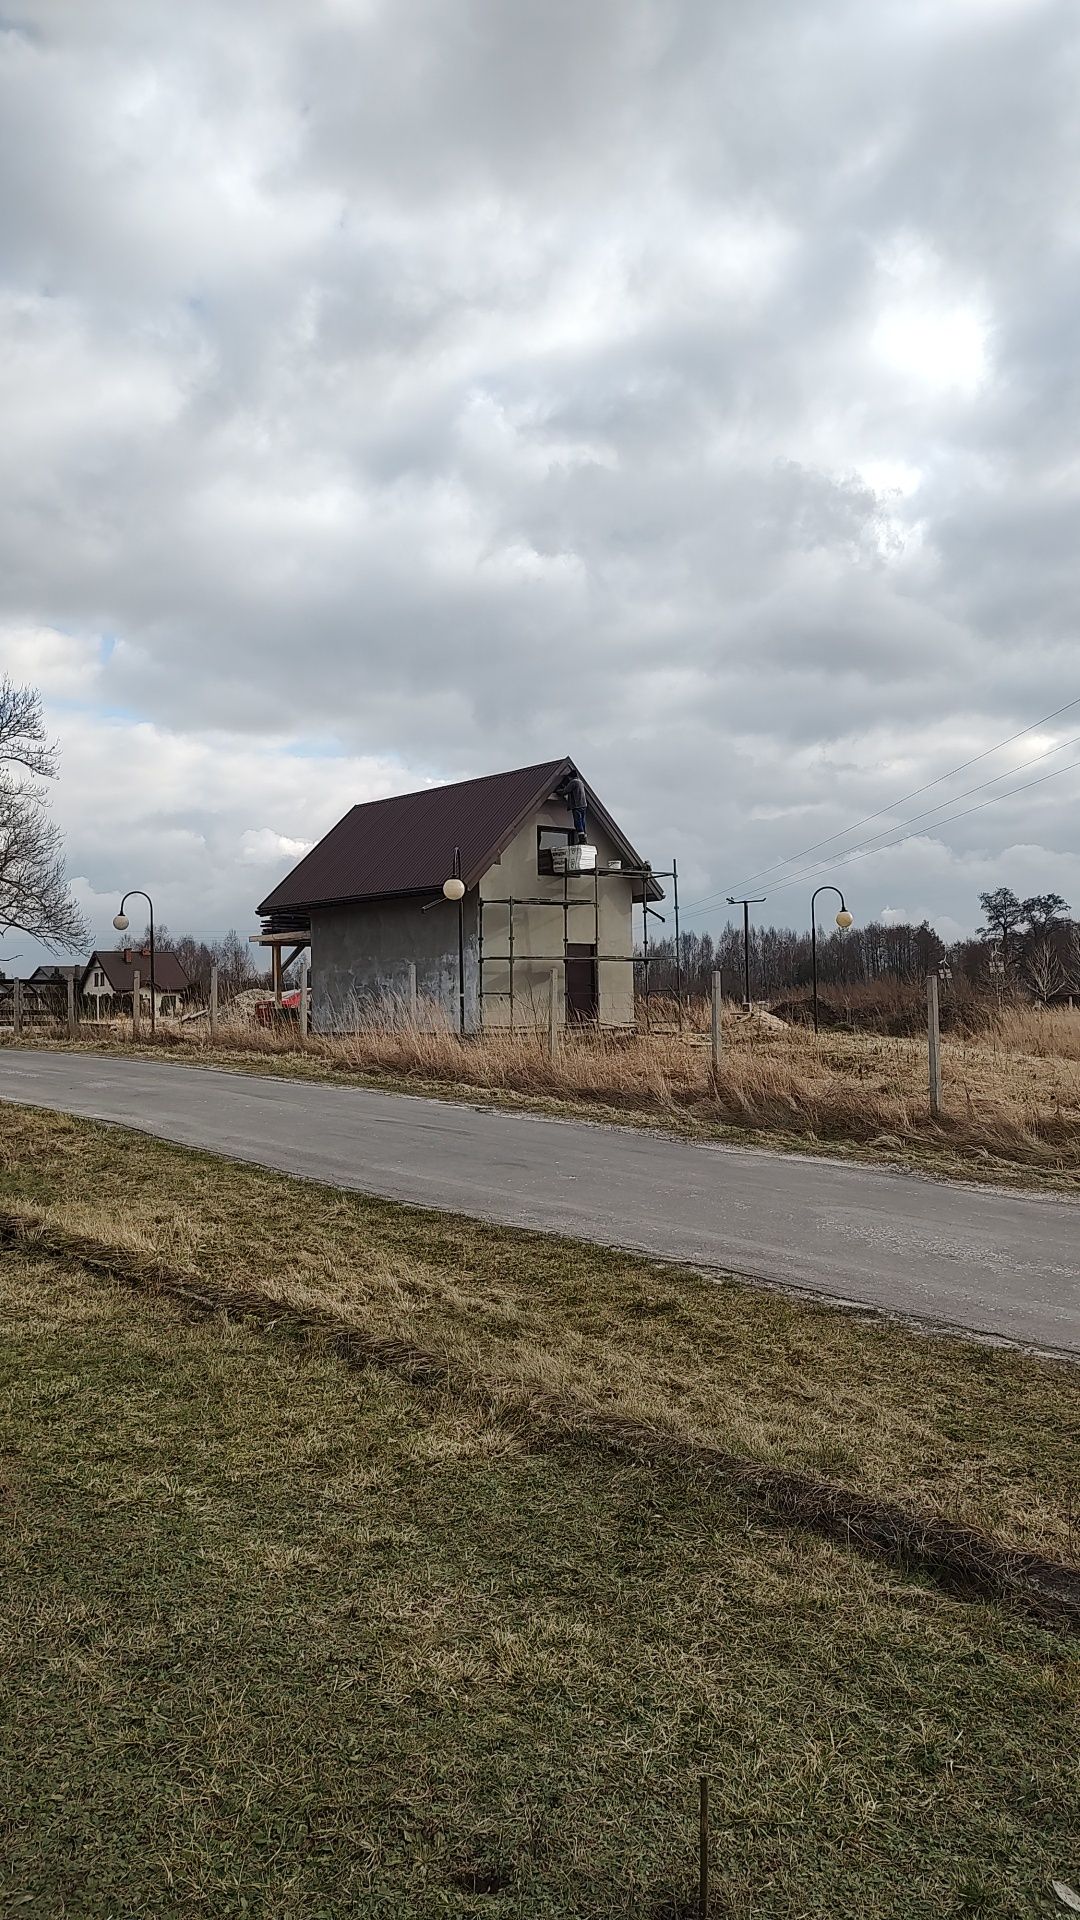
[
  {"xmin": 0, "ymin": 1105, "xmax": 1074, "ymax": 1558},
  {"xmin": 0, "ymin": 1104, "xmax": 1077, "ymax": 1915},
  {"xmin": 2, "ymin": 1246, "xmax": 1077, "ymax": 1918}
]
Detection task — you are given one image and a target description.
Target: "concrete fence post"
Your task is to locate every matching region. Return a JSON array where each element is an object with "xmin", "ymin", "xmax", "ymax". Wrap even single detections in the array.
[
  {"xmin": 12, "ymin": 977, "xmax": 22, "ymax": 1039},
  {"xmin": 66, "ymin": 974, "xmax": 77, "ymax": 1039},
  {"xmin": 132, "ymin": 970, "xmax": 141, "ymax": 1040},
  {"xmin": 548, "ymin": 967, "xmax": 559, "ymax": 1059},
  {"xmin": 407, "ymin": 961, "xmax": 418, "ymax": 1025},
  {"xmin": 299, "ymin": 962, "xmax": 310, "ymax": 1040},
  {"xmin": 711, "ymin": 971, "xmax": 723, "ymax": 1072},
  {"xmin": 927, "ymin": 972, "xmax": 942, "ymax": 1119},
  {"xmin": 209, "ymin": 964, "xmax": 219, "ymax": 1041}
]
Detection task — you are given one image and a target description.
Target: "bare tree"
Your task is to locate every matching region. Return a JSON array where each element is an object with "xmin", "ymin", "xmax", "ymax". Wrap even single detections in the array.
[
  {"xmin": 1024, "ymin": 935, "xmax": 1065, "ymax": 1006},
  {"xmin": 0, "ymin": 679, "xmax": 87, "ymax": 951},
  {"xmin": 1062, "ymin": 922, "xmax": 1080, "ymax": 1000}
]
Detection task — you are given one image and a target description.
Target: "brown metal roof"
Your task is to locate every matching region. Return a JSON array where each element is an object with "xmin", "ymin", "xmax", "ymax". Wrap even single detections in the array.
[
  {"xmin": 258, "ymin": 758, "xmax": 663, "ymax": 914},
  {"xmin": 82, "ymin": 950, "xmax": 190, "ymax": 994}
]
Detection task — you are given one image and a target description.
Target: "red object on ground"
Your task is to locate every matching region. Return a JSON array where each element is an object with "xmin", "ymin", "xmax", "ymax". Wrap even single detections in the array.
[{"xmin": 255, "ymin": 991, "xmax": 301, "ymax": 1027}]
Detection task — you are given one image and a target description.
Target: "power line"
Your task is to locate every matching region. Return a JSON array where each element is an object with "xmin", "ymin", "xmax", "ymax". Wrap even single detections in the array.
[
  {"xmin": 758, "ymin": 754, "xmax": 1080, "ymax": 904},
  {"xmin": 694, "ymin": 691, "xmax": 1080, "ymax": 911},
  {"xmin": 688, "ymin": 726, "xmax": 1080, "ymax": 917}
]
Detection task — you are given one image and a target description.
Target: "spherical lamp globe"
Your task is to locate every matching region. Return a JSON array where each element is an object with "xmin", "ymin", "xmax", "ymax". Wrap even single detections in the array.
[
  {"xmin": 113, "ymin": 912, "xmax": 130, "ymax": 932},
  {"xmin": 835, "ymin": 909, "xmax": 853, "ymax": 930},
  {"xmin": 443, "ymin": 877, "xmax": 465, "ymax": 902}
]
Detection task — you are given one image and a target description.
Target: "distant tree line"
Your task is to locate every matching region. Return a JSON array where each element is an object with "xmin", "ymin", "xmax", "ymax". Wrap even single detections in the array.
[{"xmin": 645, "ymin": 887, "xmax": 1080, "ymax": 1007}]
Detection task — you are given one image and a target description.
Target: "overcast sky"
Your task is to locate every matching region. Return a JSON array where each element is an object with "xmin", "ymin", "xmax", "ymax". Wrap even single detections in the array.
[{"xmin": 3, "ymin": 0, "xmax": 1079, "ymax": 960}]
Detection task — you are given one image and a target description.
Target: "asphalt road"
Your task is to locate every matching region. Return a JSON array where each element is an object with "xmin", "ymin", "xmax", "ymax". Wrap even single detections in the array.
[{"xmin": 0, "ymin": 1049, "xmax": 1077, "ymax": 1354}]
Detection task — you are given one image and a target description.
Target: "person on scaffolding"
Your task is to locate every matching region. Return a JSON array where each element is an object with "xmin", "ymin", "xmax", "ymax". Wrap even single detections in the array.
[{"xmin": 564, "ymin": 770, "xmax": 588, "ymax": 843}]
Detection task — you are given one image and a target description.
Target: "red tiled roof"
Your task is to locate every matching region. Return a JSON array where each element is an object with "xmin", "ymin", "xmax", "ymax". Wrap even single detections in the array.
[
  {"xmin": 82, "ymin": 950, "xmax": 190, "ymax": 994},
  {"xmin": 258, "ymin": 758, "xmax": 661, "ymax": 914}
]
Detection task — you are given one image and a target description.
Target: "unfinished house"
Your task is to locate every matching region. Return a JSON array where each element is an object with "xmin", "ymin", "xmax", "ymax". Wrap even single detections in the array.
[{"xmin": 256, "ymin": 758, "xmax": 664, "ymax": 1033}]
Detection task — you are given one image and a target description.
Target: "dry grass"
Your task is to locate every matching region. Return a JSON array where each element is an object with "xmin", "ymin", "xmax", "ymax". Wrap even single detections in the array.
[
  {"xmin": 4, "ymin": 1244, "xmax": 1077, "ymax": 1918},
  {"xmin": 21, "ymin": 993, "xmax": 1080, "ymax": 1186},
  {"xmin": 1, "ymin": 1105, "xmax": 1078, "ymax": 1914},
  {"xmin": 1, "ymin": 1103, "xmax": 1076, "ymax": 1561},
  {"xmin": 4, "ymin": 1203, "xmax": 1077, "ymax": 1631},
  {"xmin": 2, "ymin": 1105, "xmax": 1078, "ymax": 1914}
]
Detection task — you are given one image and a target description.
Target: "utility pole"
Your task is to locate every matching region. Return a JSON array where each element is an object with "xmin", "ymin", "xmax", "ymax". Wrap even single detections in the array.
[
  {"xmin": 711, "ymin": 970, "xmax": 723, "ymax": 1071},
  {"xmin": 727, "ymin": 897, "xmax": 765, "ymax": 1011}
]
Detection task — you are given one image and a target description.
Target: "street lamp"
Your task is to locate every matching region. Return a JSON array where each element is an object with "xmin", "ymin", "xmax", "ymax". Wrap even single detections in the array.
[
  {"xmin": 113, "ymin": 889, "xmax": 156, "ymax": 1035},
  {"xmin": 443, "ymin": 848, "xmax": 466, "ymax": 1037},
  {"xmin": 810, "ymin": 886, "xmax": 853, "ymax": 1035}
]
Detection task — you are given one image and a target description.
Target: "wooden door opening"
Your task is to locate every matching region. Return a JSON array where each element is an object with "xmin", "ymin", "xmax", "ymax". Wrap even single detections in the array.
[{"xmin": 565, "ymin": 943, "xmax": 598, "ymax": 1023}]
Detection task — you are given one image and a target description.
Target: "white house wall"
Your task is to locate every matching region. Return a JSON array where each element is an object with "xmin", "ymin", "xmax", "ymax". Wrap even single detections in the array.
[{"xmin": 478, "ymin": 803, "xmax": 637, "ymax": 1027}]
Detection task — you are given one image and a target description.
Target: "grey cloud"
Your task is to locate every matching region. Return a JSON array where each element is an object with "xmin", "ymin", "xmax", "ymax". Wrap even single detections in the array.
[{"xmin": 2, "ymin": 0, "xmax": 1079, "ymax": 945}]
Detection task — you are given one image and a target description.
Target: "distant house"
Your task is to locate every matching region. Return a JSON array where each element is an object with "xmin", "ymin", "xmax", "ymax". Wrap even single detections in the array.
[
  {"xmin": 257, "ymin": 757, "xmax": 661, "ymax": 1033},
  {"xmin": 79, "ymin": 949, "xmax": 189, "ymax": 1019},
  {"xmin": 27, "ymin": 964, "xmax": 80, "ymax": 988}
]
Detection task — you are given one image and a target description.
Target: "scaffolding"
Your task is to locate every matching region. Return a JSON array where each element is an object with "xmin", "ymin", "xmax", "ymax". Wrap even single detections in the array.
[{"xmin": 477, "ymin": 857, "xmax": 682, "ymax": 1032}]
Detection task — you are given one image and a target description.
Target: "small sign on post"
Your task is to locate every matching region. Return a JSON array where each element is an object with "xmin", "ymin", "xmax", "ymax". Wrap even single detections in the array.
[
  {"xmin": 209, "ymin": 964, "xmax": 219, "ymax": 1041},
  {"xmin": 711, "ymin": 970, "xmax": 723, "ymax": 1072},
  {"xmin": 132, "ymin": 970, "xmax": 141, "ymax": 1040},
  {"xmin": 927, "ymin": 971, "xmax": 942, "ymax": 1118}
]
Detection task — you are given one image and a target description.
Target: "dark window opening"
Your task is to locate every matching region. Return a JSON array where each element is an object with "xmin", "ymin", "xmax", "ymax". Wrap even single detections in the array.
[{"xmin": 537, "ymin": 826, "xmax": 571, "ymax": 875}]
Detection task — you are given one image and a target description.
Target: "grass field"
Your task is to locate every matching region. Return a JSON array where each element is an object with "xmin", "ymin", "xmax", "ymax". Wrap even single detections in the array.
[
  {"xmin": 1, "ymin": 1104, "xmax": 1078, "ymax": 1915},
  {"xmin": 9, "ymin": 996, "xmax": 1080, "ymax": 1190}
]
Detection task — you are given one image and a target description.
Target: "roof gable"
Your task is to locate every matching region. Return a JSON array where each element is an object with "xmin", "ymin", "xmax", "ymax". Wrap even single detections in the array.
[
  {"xmin": 82, "ymin": 949, "xmax": 190, "ymax": 993},
  {"xmin": 257, "ymin": 759, "xmax": 564, "ymax": 914},
  {"xmin": 258, "ymin": 759, "xmax": 661, "ymax": 915}
]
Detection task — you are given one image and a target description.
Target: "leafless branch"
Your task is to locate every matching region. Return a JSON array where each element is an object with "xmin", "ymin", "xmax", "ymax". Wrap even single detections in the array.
[
  {"xmin": 1023, "ymin": 935, "xmax": 1065, "ymax": 1006},
  {"xmin": 0, "ymin": 679, "xmax": 87, "ymax": 951},
  {"xmin": 0, "ymin": 678, "xmax": 57, "ymax": 779}
]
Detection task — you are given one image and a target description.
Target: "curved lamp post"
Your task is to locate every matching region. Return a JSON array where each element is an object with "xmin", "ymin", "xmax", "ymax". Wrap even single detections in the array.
[
  {"xmin": 810, "ymin": 886, "xmax": 853, "ymax": 1034},
  {"xmin": 442, "ymin": 847, "xmax": 466, "ymax": 1037},
  {"xmin": 113, "ymin": 890, "xmax": 156, "ymax": 1035}
]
